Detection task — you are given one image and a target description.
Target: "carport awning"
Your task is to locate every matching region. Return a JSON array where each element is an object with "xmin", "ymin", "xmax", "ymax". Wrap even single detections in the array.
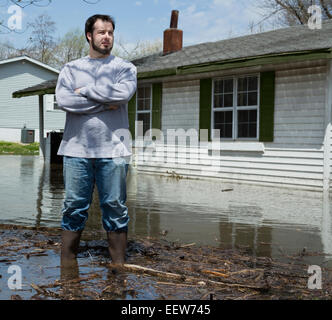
[{"xmin": 12, "ymin": 79, "xmax": 57, "ymax": 98}]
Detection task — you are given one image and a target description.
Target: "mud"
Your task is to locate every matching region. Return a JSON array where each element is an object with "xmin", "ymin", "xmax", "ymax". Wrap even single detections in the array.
[{"xmin": 0, "ymin": 224, "xmax": 331, "ymax": 300}]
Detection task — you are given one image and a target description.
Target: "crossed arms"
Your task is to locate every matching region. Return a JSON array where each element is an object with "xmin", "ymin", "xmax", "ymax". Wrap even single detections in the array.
[{"xmin": 55, "ymin": 62, "xmax": 137, "ymax": 114}]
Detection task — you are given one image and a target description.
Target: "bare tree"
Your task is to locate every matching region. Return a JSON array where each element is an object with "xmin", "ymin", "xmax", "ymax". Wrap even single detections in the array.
[
  {"xmin": 0, "ymin": 0, "xmax": 101, "ymax": 33},
  {"xmin": 26, "ymin": 13, "xmax": 56, "ymax": 64},
  {"xmin": 0, "ymin": 41, "xmax": 19, "ymax": 59},
  {"xmin": 113, "ymin": 37, "xmax": 163, "ymax": 61},
  {"xmin": 53, "ymin": 28, "xmax": 89, "ymax": 69},
  {"xmin": 256, "ymin": 0, "xmax": 332, "ymax": 27},
  {"xmin": 6, "ymin": 0, "xmax": 100, "ymax": 8}
]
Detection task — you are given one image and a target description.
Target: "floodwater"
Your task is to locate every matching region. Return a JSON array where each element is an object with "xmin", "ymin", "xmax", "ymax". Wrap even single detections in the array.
[{"xmin": 1, "ymin": 155, "xmax": 332, "ymax": 268}]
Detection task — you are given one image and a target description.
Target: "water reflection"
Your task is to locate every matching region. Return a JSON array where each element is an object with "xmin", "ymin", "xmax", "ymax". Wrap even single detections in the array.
[{"xmin": 1, "ymin": 156, "xmax": 332, "ymax": 265}]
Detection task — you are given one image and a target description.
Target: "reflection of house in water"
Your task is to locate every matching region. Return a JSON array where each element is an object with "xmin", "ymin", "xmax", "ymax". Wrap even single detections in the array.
[
  {"xmin": 125, "ymin": 172, "xmax": 332, "ymax": 260},
  {"xmin": 126, "ymin": 168, "xmax": 161, "ymax": 238},
  {"xmin": 35, "ymin": 162, "xmax": 64, "ymax": 228},
  {"xmin": 218, "ymin": 205, "xmax": 273, "ymax": 258}
]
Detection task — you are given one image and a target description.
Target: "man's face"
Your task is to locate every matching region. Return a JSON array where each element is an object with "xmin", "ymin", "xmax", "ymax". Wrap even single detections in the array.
[{"xmin": 88, "ymin": 19, "xmax": 114, "ymax": 55}]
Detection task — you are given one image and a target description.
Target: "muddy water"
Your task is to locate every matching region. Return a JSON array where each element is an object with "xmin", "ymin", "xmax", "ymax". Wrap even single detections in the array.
[{"xmin": 1, "ymin": 155, "xmax": 332, "ymax": 267}]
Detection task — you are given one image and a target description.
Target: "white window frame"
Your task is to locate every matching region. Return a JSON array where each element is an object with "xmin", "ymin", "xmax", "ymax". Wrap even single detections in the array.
[
  {"xmin": 211, "ymin": 74, "xmax": 260, "ymax": 141},
  {"xmin": 45, "ymin": 94, "xmax": 63, "ymax": 112},
  {"xmin": 136, "ymin": 84, "xmax": 152, "ymax": 137}
]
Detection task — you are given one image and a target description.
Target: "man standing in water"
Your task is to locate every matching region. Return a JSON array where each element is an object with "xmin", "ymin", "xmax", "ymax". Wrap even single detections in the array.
[{"xmin": 56, "ymin": 14, "xmax": 137, "ymax": 265}]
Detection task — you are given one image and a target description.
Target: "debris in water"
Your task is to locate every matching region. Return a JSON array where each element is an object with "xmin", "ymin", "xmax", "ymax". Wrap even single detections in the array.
[{"xmin": 0, "ymin": 224, "xmax": 331, "ymax": 300}]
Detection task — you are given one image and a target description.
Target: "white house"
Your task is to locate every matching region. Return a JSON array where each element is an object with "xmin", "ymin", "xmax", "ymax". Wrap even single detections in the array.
[
  {"xmin": 0, "ymin": 56, "xmax": 65, "ymax": 143},
  {"xmin": 127, "ymin": 13, "xmax": 332, "ymax": 192}
]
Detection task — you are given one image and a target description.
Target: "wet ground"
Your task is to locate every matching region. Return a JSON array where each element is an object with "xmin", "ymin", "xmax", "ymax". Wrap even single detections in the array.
[
  {"xmin": 1, "ymin": 155, "xmax": 332, "ymax": 299},
  {"xmin": 1, "ymin": 224, "xmax": 332, "ymax": 300}
]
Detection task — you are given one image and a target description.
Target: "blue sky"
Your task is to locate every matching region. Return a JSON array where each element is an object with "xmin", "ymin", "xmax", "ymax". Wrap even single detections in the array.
[{"xmin": 0, "ymin": 0, "xmax": 264, "ymax": 48}]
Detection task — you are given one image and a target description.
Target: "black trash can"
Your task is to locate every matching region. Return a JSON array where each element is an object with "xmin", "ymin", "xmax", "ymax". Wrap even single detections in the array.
[{"xmin": 47, "ymin": 131, "xmax": 63, "ymax": 164}]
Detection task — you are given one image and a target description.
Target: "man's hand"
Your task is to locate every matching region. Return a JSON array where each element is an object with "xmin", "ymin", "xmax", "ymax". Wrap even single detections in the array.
[{"xmin": 75, "ymin": 88, "xmax": 81, "ymax": 95}]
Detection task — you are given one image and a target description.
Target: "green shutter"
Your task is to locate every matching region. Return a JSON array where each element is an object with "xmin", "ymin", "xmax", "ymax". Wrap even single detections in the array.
[
  {"xmin": 128, "ymin": 92, "xmax": 136, "ymax": 140},
  {"xmin": 199, "ymin": 78, "xmax": 212, "ymax": 141},
  {"xmin": 259, "ymin": 71, "xmax": 275, "ymax": 142},
  {"xmin": 152, "ymin": 83, "xmax": 162, "ymax": 139}
]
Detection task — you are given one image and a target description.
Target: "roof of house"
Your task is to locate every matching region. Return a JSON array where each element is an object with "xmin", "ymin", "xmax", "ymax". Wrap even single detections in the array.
[
  {"xmin": 0, "ymin": 55, "xmax": 59, "ymax": 74},
  {"xmin": 12, "ymin": 79, "xmax": 57, "ymax": 98},
  {"xmin": 13, "ymin": 20, "xmax": 332, "ymax": 97},
  {"xmin": 133, "ymin": 20, "xmax": 332, "ymax": 78}
]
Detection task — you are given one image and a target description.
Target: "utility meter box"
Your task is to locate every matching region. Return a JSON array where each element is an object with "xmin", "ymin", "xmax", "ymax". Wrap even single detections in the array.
[{"xmin": 21, "ymin": 127, "xmax": 35, "ymax": 143}]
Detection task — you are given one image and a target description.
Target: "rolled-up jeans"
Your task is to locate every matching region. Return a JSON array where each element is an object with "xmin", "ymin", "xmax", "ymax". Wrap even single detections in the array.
[{"xmin": 61, "ymin": 156, "xmax": 129, "ymax": 232}]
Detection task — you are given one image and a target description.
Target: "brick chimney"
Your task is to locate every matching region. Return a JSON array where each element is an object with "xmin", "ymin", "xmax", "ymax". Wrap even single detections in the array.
[{"xmin": 163, "ymin": 10, "xmax": 183, "ymax": 55}]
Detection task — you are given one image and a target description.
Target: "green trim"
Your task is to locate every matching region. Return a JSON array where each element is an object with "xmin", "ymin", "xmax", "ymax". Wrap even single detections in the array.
[
  {"xmin": 13, "ymin": 88, "xmax": 55, "ymax": 98},
  {"xmin": 259, "ymin": 71, "xmax": 275, "ymax": 142},
  {"xmin": 128, "ymin": 92, "xmax": 137, "ymax": 140},
  {"xmin": 152, "ymin": 83, "xmax": 162, "ymax": 138},
  {"xmin": 199, "ymin": 78, "xmax": 212, "ymax": 142},
  {"xmin": 138, "ymin": 68, "xmax": 177, "ymax": 80},
  {"xmin": 178, "ymin": 50, "xmax": 331, "ymax": 75},
  {"xmin": 137, "ymin": 49, "xmax": 332, "ymax": 80}
]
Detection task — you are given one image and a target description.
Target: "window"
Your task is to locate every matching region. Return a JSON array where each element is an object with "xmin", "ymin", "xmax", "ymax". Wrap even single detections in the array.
[
  {"xmin": 45, "ymin": 94, "xmax": 62, "ymax": 112},
  {"xmin": 213, "ymin": 75, "xmax": 259, "ymax": 140},
  {"xmin": 136, "ymin": 85, "xmax": 152, "ymax": 136},
  {"xmin": 53, "ymin": 95, "xmax": 61, "ymax": 111}
]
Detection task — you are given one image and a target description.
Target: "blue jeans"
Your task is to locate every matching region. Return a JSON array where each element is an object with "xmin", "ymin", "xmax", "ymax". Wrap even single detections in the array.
[{"xmin": 61, "ymin": 156, "xmax": 129, "ymax": 232}]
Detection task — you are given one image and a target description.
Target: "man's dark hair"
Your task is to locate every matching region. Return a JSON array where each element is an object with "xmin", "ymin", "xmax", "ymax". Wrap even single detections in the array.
[{"xmin": 85, "ymin": 14, "xmax": 115, "ymax": 43}]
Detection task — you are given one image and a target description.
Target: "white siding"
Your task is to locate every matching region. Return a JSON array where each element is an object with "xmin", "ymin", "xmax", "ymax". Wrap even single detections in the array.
[
  {"xmin": 135, "ymin": 61, "xmax": 328, "ymax": 190},
  {"xmin": 0, "ymin": 60, "xmax": 65, "ymax": 142},
  {"xmin": 266, "ymin": 65, "xmax": 327, "ymax": 149},
  {"xmin": 161, "ymin": 80, "xmax": 200, "ymax": 134}
]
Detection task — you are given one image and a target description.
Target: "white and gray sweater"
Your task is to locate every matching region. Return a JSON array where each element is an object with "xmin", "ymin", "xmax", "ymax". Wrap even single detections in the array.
[{"xmin": 55, "ymin": 55, "xmax": 137, "ymax": 158}]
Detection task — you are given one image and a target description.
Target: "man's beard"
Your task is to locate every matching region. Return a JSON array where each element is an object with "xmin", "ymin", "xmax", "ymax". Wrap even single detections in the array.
[{"xmin": 91, "ymin": 35, "xmax": 113, "ymax": 55}]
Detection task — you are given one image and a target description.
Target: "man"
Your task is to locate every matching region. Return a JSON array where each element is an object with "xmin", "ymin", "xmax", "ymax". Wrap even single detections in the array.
[{"xmin": 56, "ymin": 14, "xmax": 137, "ymax": 265}]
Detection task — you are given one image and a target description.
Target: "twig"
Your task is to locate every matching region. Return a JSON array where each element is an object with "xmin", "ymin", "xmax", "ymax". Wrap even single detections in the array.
[
  {"xmin": 121, "ymin": 264, "xmax": 268, "ymax": 292},
  {"xmin": 201, "ymin": 270, "xmax": 229, "ymax": 278},
  {"xmin": 31, "ymin": 283, "xmax": 61, "ymax": 298}
]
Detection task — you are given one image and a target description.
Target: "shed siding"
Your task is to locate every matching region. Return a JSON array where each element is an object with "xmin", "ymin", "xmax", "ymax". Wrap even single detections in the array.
[
  {"xmin": 134, "ymin": 62, "xmax": 327, "ymax": 190},
  {"xmin": 0, "ymin": 61, "xmax": 64, "ymax": 140}
]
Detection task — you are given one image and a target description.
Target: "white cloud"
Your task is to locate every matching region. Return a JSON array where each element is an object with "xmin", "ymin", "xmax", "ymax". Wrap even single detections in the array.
[{"xmin": 166, "ymin": 0, "xmax": 265, "ymax": 45}]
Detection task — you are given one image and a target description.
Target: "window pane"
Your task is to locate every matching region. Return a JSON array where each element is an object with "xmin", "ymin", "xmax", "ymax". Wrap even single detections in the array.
[
  {"xmin": 138, "ymin": 87, "xmax": 145, "ymax": 98},
  {"xmin": 144, "ymin": 86, "xmax": 151, "ymax": 98},
  {"xmin": 249, "ymin": 110, "xmax": 257, "ymax": 122},
  {"xmin": 248, "ymin": 92, "xmax": 257, "ymax": 106},
  {"xmin": 224, "ymin": 94, "xmax": 233, "ymax": 107},
  {"xmin": 249, "ymin": 123, "xmax": 257, "ymax": 137},
  {"xmin": 225, "ymin": 123, "xmax": 233, "ymax": 138},
  {"xmin": 237, "ymin": 93, "xmax": 247, "ymax": 106},
  {"xmin": 144, "ymin": 98, "xmax": 151, "ymax": 110},
  {"xmin": 214, "ymin": 94, "xmax": 223, "ymax": 108},
  {"xmin": 214, "ymin": 111, "xmax": 233, "ymax": 138},
  {"xmin": 248, "ymin": 76, "xmax": 258, "ymax": 91},
  {"xmin": 137, "ymin": 99, "xmax": 145, "ymax": 111},
  {"xmin": 137, "ymin": 86, "xmax": 151, "ymax": 111},
  {"xmin": 137, "ymin": 113, "xmax": 150, "ymax": 136},
  {"xmin": 214, "ymin": 80, "xmax": 223, "ymax": 94},
  {"xmin": 237, "ymin": 110, "xmax": 257, "ymax": 138},
  {"xmin": 238, "ymin": 109, "xmax": 248, "ymax": 122},
  {"xmin": 224, "ymin": 79, "xmax": 233, "ymax": 93},
  {"xmin": 238, "ymin": 78, "xmax": 247, "ymax": 92}
]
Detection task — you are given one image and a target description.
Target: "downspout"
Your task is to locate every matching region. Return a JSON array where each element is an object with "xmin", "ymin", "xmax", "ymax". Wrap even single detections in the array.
[
  {"xmin": 323, "ymin": 60, "xmax": 332, "ymax": 191},
  {"xmin": 38, "ymin": 95, "xmax": 45, "ymax": 159}
]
